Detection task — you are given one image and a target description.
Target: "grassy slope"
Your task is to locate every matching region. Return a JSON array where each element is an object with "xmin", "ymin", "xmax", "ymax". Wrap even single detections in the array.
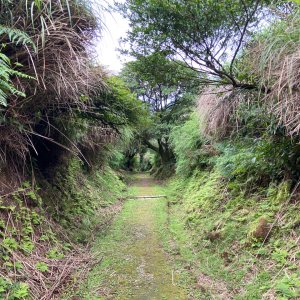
[
  {"xmin": 165, "ymin": 170, "xmax": 300, "ymax": 299},
  {"xmin": 42, "ymin": 160, "xmax": 127, "ymax": 243},
  {"xmin": 0, "ymin": 160, "xmax": 126, "ymax": 299}
]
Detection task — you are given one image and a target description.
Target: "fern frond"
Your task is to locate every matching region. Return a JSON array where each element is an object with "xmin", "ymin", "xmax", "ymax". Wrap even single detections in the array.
[
  {"xmin": 0, "ymin": 51, "xmax": 33, "ymax": 107},
  {"xmin": 0, "ymin": 78, "xmax": 25, "ymax": 97},
  {"xmin": 0, "ymin": 25, "xmax": 35, "ymax": 49},
  {"xmin": 8, "ymin": 68, "xmax": 34, "ymax": 80},
  {"xmin": 0, "ymin": 53, "xmax": 10, "ymax": 64},
  {"xmin": 0, "ymin": 88, "xmax": 8, "ymax": 107}
]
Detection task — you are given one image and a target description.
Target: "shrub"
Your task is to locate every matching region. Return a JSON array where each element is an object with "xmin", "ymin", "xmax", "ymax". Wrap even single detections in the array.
[
  {"xmin": 170, "ymin": 112, "xmax": 212, "ymax": 177},
  {"xmin": 215, "ymin": 134, "xmax": 300, "ymax": 189}
]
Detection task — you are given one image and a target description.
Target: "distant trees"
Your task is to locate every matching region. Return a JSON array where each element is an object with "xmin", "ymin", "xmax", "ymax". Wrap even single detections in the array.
[
  {"xmin": 121, "ymin": 53, "xmax": 200, "ymax": 173},
  {"xmin": 121, "ymin": 53, "xmax": 200, "ymax": 111}
]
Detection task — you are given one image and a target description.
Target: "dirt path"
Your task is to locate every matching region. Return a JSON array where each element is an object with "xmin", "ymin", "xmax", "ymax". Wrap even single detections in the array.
[{"xmin": 81, "ymin": 173, "xmax": 188, "ymax": 299}]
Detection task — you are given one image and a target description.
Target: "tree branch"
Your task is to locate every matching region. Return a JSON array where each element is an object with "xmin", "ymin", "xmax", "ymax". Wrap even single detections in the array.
[{"xmin": 143, "ymin": 139, "xmax": 159, "ymax": 153}]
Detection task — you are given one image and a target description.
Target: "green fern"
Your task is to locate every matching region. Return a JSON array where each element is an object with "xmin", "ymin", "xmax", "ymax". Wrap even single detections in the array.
[
  {"xmin": 0, "ymin": 25, "xmax": 35, "ymax": 48},
  {"xmin": 0, "ymin": 26, "xmax": 34, "ymax": 107},
  {"xmin": 0, "ymin": 54, "xmax": 34, "ymax": 107}
]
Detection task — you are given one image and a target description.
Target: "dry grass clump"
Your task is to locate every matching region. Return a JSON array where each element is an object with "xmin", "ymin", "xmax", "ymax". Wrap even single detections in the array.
[
  {"xmin": 197, "ymin": 272, "xmax": 232, "ymax": 299},
  {"xmin": 11, "ymin": 246, "xmax": 98, "ymax": 300},
  {"xmin": 265, "ymin": 48, "xmax": 300, "ymax": 135},
  {"xmin": 198, "ymin": 10, "xmax": 300, "ymax": 139},
  {"xmin": 197, "ymin": 86, "xmax": 233, "ymax": 138},
  {"xmin": 0, "ymin": 127, "xmax": 31, "ymax": 166},
  {"xmin": 245, "ymin": 9, "xmax": 300, "ymax": 136},
  {"xmin": 81, "ymin": 126, "xmax": 118, "ymax": 151},
  {"xmin": 79, "ymin": 125, "xmax": 119, "ymax": 166},
  {"xmin": 197, "ymin": 86, "xmax": 255, "ymax": 139},
  {"xmin": 0, "ymin": 0, "xmax": 105, "ymax": 167}
]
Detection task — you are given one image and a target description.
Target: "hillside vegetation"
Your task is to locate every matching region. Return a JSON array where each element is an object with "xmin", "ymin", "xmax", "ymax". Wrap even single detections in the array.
[
  {"xmin": 0, "ymin": 1, "xmax": 144, "ymax": 298},
  {"xmin": 118, "ymin": 1, "xmax": 300, "ymax": 299},
  {"xmin": 0, "ymin": 0, "xmax": 300, "ymax": 299}
]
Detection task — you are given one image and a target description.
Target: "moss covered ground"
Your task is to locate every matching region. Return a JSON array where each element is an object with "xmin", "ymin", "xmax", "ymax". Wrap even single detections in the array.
[
  {"xmin": 73, "ymin": 173, "xmax": 195, "ymax": 299},
  {"xmin": 166, "ymin": 170, "xmax": 300, "ymax": 299},
  {"xmin": 63, "ymin": 171, "xmax": 300, "ymax": 299}
]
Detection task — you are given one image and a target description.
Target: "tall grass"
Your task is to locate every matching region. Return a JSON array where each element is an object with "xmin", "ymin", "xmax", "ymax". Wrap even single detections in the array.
[
  {"xmin": 246, "ymin": 9, "xmax": 300, "ymax": 135},
  {"xmin": 0, "ymin": 0, "xmax": 104, "ymax": 170}
]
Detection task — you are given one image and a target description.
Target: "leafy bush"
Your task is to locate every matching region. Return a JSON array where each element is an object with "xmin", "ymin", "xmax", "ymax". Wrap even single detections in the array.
[
  {"xmin": 0, "ymin": 278, "xmax": 29, "ymax": 300},
  {"xmin": 215, "ymin": 134, "xmax": 300, "ymax": 189},
  {"xmin": 170, "ymin": 112, "xmax": 211, "ymax": 177}
]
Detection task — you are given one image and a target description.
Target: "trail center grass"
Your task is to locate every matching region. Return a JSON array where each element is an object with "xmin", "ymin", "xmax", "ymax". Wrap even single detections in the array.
[{"xmin": 74, "ymin": 173, "xmax": 191, "ymax": 299}]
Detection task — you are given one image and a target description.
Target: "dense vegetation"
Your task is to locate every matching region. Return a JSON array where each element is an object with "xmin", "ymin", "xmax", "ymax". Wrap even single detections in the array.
[
  {"xmin": 0, "ymin": 1, "xmax": 144, "ymax": 298},
  {"xmin": 117, "ymin": 0, "xmax": 300, "ymax": 299},
  {"xmin": 0, "ymin": 0, "xmax": 299, "ymax": 299}
]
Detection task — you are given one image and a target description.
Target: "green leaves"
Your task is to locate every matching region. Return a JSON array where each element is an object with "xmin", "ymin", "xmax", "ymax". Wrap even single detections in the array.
[
  {"xmin": 92, "ymin": 75, "xmax": 148, "ymax": 129},
  {"xmin": 275, "ymin": 274, "xmax": 300, "ymax": 298},
  {"xmin": 272, "ymin": 248, "xmax": 289, "ymax": 265},
  {"xmin": 0, "ymin": 25, "xmax": 35, "ymax": 48},
  {"xmin": 0, "ymin": 25, "xmax": 35, "ymax": 107},
  {"xmin": 10, "ymin": 282, "xmax": 29, "ymax": 299},
  {"xmin": 0, "ymin": 278, "xmax": 29, "ymax": 299},
  {"xmin": 0, "ymin": 53, "xmax": 34, "ymax": 107},
  {"xmin": 118, "ymin": 0, "xmax": 272, "ymax": 86},
  {"xmin": 170, "ymin": 112, "xmax": 208, "ymax": 177},
  {"xmin": 47, "ymin": 248, "xmax": 65, "ymax": 259},
  {"xmin": 35, "ymin": 261, "xmax": 49, "ymax": 272},
  {"xmin": 121, "ymin": 53, "xmax": 199, "ymax": 113},
  {"xmin": 2, "ymin": 238, "xmax": 18, "ymax": 251}
]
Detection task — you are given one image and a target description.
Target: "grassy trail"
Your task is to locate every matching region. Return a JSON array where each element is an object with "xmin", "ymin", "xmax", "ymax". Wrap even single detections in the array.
[{"xmin": 80, "ymin": 173, "xmax": 189, "ymax": 299}]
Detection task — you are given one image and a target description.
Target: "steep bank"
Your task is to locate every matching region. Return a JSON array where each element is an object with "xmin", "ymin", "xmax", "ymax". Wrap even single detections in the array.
[
  {"xmin": 166, "ymin": 170, "xmax": 300, "ymax": 299},
  {"xmin": 0, "ymin": 164, "xmax": 126, "ymax": 299}
]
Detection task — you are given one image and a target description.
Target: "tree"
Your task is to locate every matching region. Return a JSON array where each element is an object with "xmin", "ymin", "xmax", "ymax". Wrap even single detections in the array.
[
  {"xmin": 121, "ymin": 53, "xmax": 200, "ymax": 171},
  {"xmin": 89, "ymin": 76, "xmax": 148, "ymax": 129},
  {"xmin": 117, "ymin": 0, "xmax": 275, "ymax": 89},
  {"xmin": 121, "ymin": 52, "xmax": 200, "ymax": 111}
]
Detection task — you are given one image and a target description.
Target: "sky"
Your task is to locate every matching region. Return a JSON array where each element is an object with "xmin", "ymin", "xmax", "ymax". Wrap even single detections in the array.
[{"xmin": 95, "ymin": 0, "xmax": 130, "ymax": 73}]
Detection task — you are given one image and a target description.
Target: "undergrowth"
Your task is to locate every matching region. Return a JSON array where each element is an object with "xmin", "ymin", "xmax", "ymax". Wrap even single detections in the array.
[
  {"xmin": 166, "ymin": 154, "xmax": 300, "ymax": 299},
  {"xmin": 41, "ymin": 158, "xmax": 126, "ymax": 243},
  {"xmin": 167, "ymin": 96, "xmax": 300, "ymax": 299},
  {"xmin": 170, "ymin": 113, "xmax": 211, "ymax": 177},
  {"xmin": 0, "ymin": 162, "xmax": 126, "ymax": 299}
]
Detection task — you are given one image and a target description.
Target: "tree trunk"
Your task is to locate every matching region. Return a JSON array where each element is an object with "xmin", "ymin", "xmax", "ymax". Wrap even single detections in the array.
[
  {"xmin": 125, "ymin": 152, "xmax": 136, "ymax": 171},
  {"xmin": 158, "ymin": 139, "xmax": 175, "ymax": 165}
]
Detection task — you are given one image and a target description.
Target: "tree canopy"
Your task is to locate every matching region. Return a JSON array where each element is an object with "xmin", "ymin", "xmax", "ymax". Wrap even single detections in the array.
[
  {"xmin": 120, "ymin": 53, "xmax": 201, "ymax": 172},
  {"xmin": 121, "ymin": 53, "xmax": 200, "ymax": 112},
  {"xmin": 117, "ymin": 0, "xmax": 277, "ymax": 88}
]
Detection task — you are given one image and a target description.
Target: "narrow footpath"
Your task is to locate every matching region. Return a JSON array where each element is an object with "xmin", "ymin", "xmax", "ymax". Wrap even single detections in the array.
[{"xmin": 82, "ymin": 173, "xmax": 188, "ymax": 299}]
